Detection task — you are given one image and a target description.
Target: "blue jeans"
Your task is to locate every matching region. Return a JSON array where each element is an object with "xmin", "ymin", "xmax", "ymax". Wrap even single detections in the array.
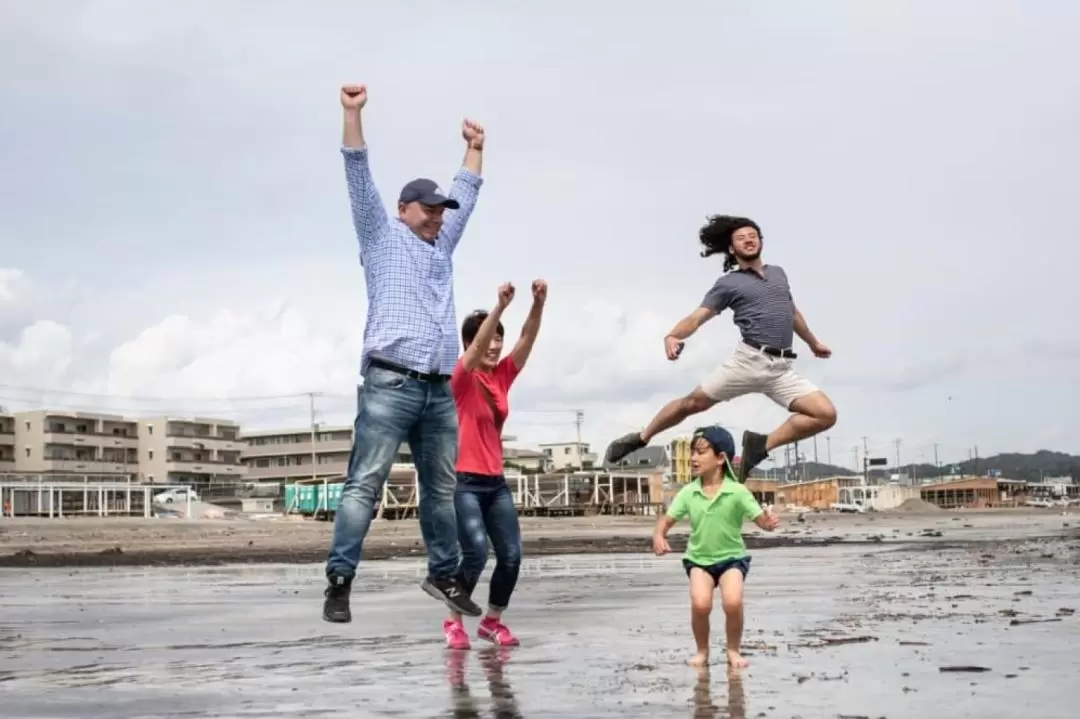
[
  {"xmin": 455, "ymin": 472, "xmax": 522, "ymax": 610},
  {"xmin": 325, "ymin": 366, "xmax": 461, "ymax": 582}
]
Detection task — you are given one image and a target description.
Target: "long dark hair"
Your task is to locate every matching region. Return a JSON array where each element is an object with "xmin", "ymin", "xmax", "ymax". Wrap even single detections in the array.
[{"xmin": 699, "ymin": 215, "xmax": 762, "ymax": 273}]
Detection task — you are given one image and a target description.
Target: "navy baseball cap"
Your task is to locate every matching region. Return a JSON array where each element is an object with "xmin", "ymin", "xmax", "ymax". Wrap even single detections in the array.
[
  {"xmin": 691, "ymin": 425, "xmax": 736, "ymax": 459},
  {"xmin": 398, "ymin": 178, "xmax": 459, "ymax": 209}
]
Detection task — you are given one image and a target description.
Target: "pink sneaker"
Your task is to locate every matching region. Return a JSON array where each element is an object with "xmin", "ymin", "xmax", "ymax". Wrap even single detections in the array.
[
  {"xmin": 443, "ymin": 619, "xmax": 471, "ymax": 650},
  {"xmin": 477, "ymin": 616, "xmax": 519, "ymax": 647}
]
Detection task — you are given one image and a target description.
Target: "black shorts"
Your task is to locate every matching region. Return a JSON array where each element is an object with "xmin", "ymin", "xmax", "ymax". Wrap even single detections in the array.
[{"xmin": 682, "ymin": 556, "xmax": 751, "ymax": 586}]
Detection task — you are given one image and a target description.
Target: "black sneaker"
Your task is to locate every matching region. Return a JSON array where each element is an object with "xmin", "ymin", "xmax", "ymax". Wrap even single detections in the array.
[
  {"xmin": 604, "ymin": 432, "xmax": 646, "ymax": 465},
  {"xmin": 323, "ymin": 575, "xmax": 353, "ymax": 623},
  {"xmin": 421, "ymin": 577, "xmax": 483, "ymax": 617},
  {"xmin": 738, "ymin": 431, "xmax": 769, "ymax": 482}
]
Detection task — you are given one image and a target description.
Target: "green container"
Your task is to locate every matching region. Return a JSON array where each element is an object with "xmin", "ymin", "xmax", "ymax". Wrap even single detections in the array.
[{"xmin": 284, "ymin": 481, "xmax": 345, "ymax": 515}]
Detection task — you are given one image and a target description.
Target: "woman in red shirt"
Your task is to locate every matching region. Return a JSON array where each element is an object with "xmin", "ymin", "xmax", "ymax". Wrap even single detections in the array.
[{"xmin": 443, "ymin": 279, "xmax": 546, "ymax": 650}]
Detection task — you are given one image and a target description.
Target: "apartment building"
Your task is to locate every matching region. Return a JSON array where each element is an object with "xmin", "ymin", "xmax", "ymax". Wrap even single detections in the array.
[
  {"xmin": 10, "ymin": 410, "xmax": 139, "ymax": 477},
  {"xmin": 137, "ymin": 416, "xmax": 246, "ymax": 485},
  {"xmin": 669, "ymin": 437, "xmax": 691, "ymax": 484},
  {"xmin": 538, "ymin": 441, "xmax": 598, "ymax": 471},
  {"xmin": 242, "ymin": 426, "xmax": 412, "ymax": 484},
  {"xmin": 0, "ymin": 413, "xmax": 16, "ymax": 472}
]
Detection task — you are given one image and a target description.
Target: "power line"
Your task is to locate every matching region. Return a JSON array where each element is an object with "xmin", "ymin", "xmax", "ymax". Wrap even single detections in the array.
[{"xmin": 0, "ymin": 383, "xmax": 326, "ymax": 403}]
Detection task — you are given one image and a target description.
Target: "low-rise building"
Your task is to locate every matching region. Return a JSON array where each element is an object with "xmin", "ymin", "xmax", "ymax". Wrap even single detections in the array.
[
  {"xmin": 606, "ymin": 446, "xmax": 669, "ymax": 474},
  {"xmin": 669, "ymin": 437, "xmax": 692, "ymax": 484},
  {"xmin": 10, "ymin": 410, "xmax": 139, "ymax": 477},
  {"xmin": 919, "ymin": 476, "xmax": 1012, "ymax": 508},
  {"xmin": 503, "ymin": 447, "xmax": 552, "ymax": 473},
  {"xmin": 0, "ymin": 412, "xmax": 15, "ymax": 472},
  {"xmin": 137, "ymin": 416, "xmax": 246, "ymax": 487},
  {"xmin": 242, "ymin": 426, "xmax": 411, "ymax": 484},
  {"xmin": 538, "ymin": 441, "xmax": 598, "ymax": 471}
]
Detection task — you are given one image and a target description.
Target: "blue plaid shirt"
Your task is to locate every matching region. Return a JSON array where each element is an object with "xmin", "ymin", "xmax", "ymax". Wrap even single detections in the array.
[{"xmin": 343, "ymin": 146, "xmax": 483, "ymax": 376}]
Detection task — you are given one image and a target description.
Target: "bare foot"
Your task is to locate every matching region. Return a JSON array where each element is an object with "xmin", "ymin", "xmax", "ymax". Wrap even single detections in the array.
[
  {"xmin": 726, "ymin": 649, "xmax": 749, "ymax": 669},
  {"xmin": 688, "ymin": 651, "xmax": 710, "ymax": 668}
]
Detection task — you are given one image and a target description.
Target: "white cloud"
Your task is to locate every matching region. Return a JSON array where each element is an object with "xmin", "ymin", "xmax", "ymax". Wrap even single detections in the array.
[
  {"xmin": 0, "ymin": 320, "xmax": 74, "ymax": 389},
  {"xmin": 2, "ymin": 2, "xmax": 1079, "ymax": 467}
]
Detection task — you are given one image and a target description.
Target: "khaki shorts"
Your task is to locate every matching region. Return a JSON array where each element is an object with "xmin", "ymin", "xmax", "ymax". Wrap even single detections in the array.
[{"xmin": 699, "ymin": 342, "xmax": 819, "ymax": 409}]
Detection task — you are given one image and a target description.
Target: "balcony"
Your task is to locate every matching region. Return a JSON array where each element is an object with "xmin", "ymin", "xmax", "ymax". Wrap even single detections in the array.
[
  {"xmin": 42, "ymin": 430, "xmax": 139, "ymax": 449},
  {"xmin": 165, "ymin": 434, "xmax": 243, "ymax": 453},
  {"xmin": 244, "ymin": 462, "xmax": 349, "ymax": 481},
  {"xmin": 243, "ymin": 437, "xmax": 355, "ymax": 458},
  {"xmin": 163, "ymin": 457, "xmax": 247, "ymax": 477},
  {"xmin": 38, "ymin": 459, "xmax": 136, "ymax": 474}
]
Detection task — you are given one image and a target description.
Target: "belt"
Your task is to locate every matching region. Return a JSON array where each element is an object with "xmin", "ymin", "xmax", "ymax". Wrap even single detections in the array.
[
  {"xmin": 368, "ymin": 357, "xmax": 450, "ymax": 383},
  {"xmin": 743, "ymin": 339, "xmax": 797, "ymax": 359}
]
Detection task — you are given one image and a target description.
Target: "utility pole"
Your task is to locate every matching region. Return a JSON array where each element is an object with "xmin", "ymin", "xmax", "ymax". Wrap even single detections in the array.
[
  {"xmin": 826, "ymin": 435, "xmax": 832, "ymax": 466},
  {"xmin": 894, "ymin": 438, "xmax": 901, "ymax": 473},
  {"xmin": 973, "ymin": 444, "xmax": 979, "ymax": 476},
  {"xmin": 861, "ymin": 436, "xmax": 869, "ymax": 484},
  {"xmin": 309, "ymin": 392, "xmax": 318, "ymax": 484},
  {"xmin": 933, "ymin": 443, "xmax": 940, "ymax": 478},
  {"xmin": 813, "ymin": 436, "xmax": 819, "ymax": 465},
  {"xmin": 793, "ymin": 440, "xmax": 800, "ymax": 482},
  {"xmin": 574, "ymin": 410, "xmax": 584, "ymax": 468}
]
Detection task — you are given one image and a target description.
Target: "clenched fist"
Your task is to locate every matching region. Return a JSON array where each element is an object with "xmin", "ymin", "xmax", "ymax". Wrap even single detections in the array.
[
  {"xmin": 497, "ymin": 282, "xmax": 515, "ymax": 309},
  {"xmin": 462, "ymin": 119, "xmax": 485, "ymax": 150},
  {"xmin": 531, "ymin": 279, "xmax": 548, "ymax": 304},
  {"xmin": 340, "ymin": 84, "xmax": 368, "ymax": 111}
]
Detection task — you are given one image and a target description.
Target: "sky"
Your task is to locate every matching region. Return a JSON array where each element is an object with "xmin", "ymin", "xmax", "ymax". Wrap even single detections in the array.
[{"xmin": 1, "ymin": 0, "xmax": 1078, "ymax": 472}]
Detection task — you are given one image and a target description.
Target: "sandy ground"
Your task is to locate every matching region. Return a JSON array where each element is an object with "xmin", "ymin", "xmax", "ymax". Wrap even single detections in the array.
[
  {"xmin": 1, "ymin": 535, "xmax": 1077, "ymax": 717},
  {"xmin": 0, "ymin": 506, "xmax": 1077, "ymax": 568}
]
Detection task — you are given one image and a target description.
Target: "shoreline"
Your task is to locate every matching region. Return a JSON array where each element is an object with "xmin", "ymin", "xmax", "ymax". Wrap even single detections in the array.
[{"xmin": 2, "ymin": 509, "xmax": 1077, "ymax": 568}]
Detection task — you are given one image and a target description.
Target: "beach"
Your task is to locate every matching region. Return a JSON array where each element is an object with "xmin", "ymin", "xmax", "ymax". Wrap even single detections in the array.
[
  {"xmin": 1, "ymin": 513, "xmax": 1077, "ymax": 718},
  {"xmin": 1, "ymin": 506, "xmax": 1077, "ymax": 568}
]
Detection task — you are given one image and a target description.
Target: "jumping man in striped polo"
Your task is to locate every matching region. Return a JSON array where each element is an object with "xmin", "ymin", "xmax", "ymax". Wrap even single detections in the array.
[
  {"xmin": 323, "ymin": 83, "xmax": 486, "ymax": 623},
  {"xmin": 604, "ymin": 215, "xmax": 837, "ymax": 481}
]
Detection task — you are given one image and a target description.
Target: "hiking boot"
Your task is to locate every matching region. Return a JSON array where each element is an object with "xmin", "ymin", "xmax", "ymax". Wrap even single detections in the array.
[
  {"xmin": 322, "ymin": 575, "xmax": 352, "ymax": 623},
  {"xmin": 738, "ymin": 431, "xmax": 769, "ymax": 482},
  {"xmin": 478, "ymin": 616, "xmax": 520, "ymax": 647},
  {"xmin": 421, "ymin": 577, "xmax": 483, "ymax": 617},
  {"xmin": 444, "ymin": 618, "xmax": 472, "ymax": 650},
  {"xmin": 605, "ymin": 432, "xmax": 646, "ymax": 465}
]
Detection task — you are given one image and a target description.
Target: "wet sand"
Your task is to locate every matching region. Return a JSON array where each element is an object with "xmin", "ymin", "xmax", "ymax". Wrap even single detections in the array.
[
  {"xmin": 1, "ymin": 535, "xmax": 1078, "ymax": 718},
  {"xmin": 1, "ymin": 508, "xmax": 1076, "ymax": 567}
]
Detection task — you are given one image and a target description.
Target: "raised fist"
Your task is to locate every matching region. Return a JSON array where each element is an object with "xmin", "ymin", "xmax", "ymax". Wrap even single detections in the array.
[
  {"xmin": 497, "ymin": 282, "xmax": 515, "ymax": 309},
  {"xmin": 462, "ymin": 118, "xmax": 485, "ymax": 150},
  {"xmin": 531, "ymin": 279, "xmax": 548, "ymax": 304},
  {"xmin": 340, "ymin": 84, "xmax": 368, "ymax": 111}
]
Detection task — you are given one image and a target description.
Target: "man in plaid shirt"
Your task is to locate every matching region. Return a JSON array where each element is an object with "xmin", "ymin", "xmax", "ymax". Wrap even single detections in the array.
[{"xmin": 323, "ymin": 83, "xmax": 486, "ymax": 623}]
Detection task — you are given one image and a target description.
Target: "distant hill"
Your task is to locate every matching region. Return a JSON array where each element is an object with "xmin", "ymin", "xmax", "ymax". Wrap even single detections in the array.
[
  {"xmin": 748, "ymin": 450, "xmax": 1078, "ymax": 483},
  {"xmin": 886, "ymin": 450, "xmax": 1079, "ymax": 483}
]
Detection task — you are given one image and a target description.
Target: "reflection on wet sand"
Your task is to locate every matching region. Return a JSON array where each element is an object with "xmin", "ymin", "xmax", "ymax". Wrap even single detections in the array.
[
  {"xmin": 445, "ymin": 646, "xmax": 521, "ymax": 718},
  {"xmin": 692, "ymin": 666, "xmax": 745, "ymax": 719},
  {"xmin": 1, "ymin": 541, "xmax": 1077, "ymax": 717}
]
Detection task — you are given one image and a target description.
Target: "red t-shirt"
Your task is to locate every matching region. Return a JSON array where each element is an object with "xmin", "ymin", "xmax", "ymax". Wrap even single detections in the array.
[{"xmin": 451, "ymin": 355, "xmax": 521, "ymax": 476}]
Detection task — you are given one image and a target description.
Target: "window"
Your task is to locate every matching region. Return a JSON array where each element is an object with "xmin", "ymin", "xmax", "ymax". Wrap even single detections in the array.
[
  {"xmin": 24, "ymin": 447, "xmax": 31, "ymax": 458},
  {"xmin": 564, "ymin": 447, "xmax": 571, "ymax": 455},
  {"xmin": 147, "ymin": 425, "xmax": 154, "ymax": 436},
  {"xmin": 148, "ymin": 450, "xmax": 154, "ymax": 460}
]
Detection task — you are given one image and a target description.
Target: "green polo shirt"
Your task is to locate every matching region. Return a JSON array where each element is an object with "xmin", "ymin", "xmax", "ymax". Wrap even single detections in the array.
[{"xmin": 665, "ymin": 467, "xmax": 764, "ymax": 565}]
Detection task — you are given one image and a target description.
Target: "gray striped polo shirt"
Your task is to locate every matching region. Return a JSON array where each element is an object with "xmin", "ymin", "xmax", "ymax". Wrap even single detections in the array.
[{"xmin": 700, "ymin": 265, "xmax": 795, "ymax": 349}]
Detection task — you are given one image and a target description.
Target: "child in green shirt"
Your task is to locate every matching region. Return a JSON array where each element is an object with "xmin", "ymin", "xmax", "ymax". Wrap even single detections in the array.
[{"xmin": 653, "ymin": 424, "xmax": 780, "ymax": 669}]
